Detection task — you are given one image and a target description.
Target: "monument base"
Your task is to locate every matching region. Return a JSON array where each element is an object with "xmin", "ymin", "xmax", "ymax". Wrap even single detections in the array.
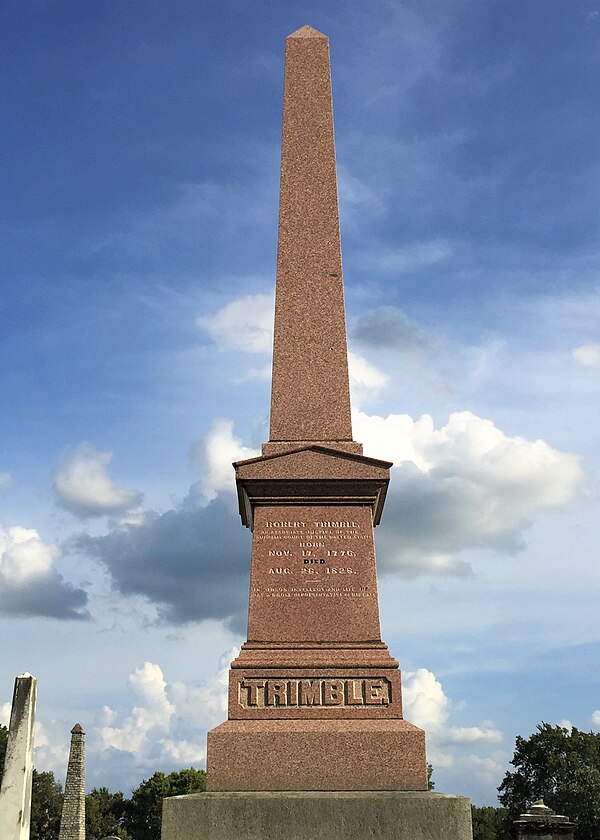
[
  {"xmin": 207, "ymin": 718, "xmax": 427, "ymax": 791},
  {"xmin": 161, "ymin": 790, "xmax": 473, "ymax": 840}
]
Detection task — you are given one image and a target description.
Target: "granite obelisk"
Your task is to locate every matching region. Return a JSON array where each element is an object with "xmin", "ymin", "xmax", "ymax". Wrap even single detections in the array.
[
  {"xmin": 162, "ymin": 25, "xmax": 472, "ymax": 840},
  {"xmin": 268, "ymin": 24, "xmax": 353, "ymax": 447},
  {"xmin": 58, "ymin": 725, "xmax": 86, "ymax": 840},
  {"xmin": 206, "ymin": 25, "xmax": 425, "ymax": 793},
  {"xmin": 0, "ymin": 674, "xmax": 37, "ymax": 840}
]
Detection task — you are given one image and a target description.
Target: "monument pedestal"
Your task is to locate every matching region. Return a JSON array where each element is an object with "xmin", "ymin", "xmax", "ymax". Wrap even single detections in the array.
[
  {"xmin": 162, "ymin": 791, "xmax": 473, "ymax": 840},
  {"xmin": 208, "ymin": 719, "xmax": 426, "ymax": 791}
]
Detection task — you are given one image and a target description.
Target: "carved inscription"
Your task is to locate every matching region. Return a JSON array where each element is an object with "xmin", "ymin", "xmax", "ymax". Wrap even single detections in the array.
[
  {"xmin": 239, "ymin": 677, "xmax": 391, "ymax": 708},
  {"xmin": 252, "ymin": 511, "xmax": 377, "ymax": 601}
]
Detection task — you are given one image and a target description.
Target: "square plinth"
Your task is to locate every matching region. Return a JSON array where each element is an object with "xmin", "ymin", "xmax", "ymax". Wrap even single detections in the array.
[
  {"xmin": 161, "ymin": 790, "xmax": 473, "ymax": 840},
  {"xmin": 207, "ymin": 719, "xmax": 427, "ymax": 791}
]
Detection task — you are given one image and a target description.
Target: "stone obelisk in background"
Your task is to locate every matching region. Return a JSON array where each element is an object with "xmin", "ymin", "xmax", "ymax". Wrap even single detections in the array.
[
  {"xmin": 58, "ymin": 725, "xmax": 86, "ymax": 840},
  {"xmin": 0, "ymin": 674, "xmax": 37, "ymax": 840},
  {"xmin": 162, "ymin": 25, "xmax": 472, "ymax": 840}
]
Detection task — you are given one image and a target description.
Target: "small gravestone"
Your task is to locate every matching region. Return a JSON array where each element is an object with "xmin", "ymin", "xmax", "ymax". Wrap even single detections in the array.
[
  {"xmin": 0, "ymin": 673, "xmax": 37, "ymax": 840},
  {"xmin": 513, "ymin": 799, "xmax": 575, "ymax": 839}
]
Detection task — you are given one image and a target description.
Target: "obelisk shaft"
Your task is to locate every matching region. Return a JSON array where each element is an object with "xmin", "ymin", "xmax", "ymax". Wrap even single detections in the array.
[
  {"xmin": 58, "ymin": 725, "xmax": 85, "ymax": 840},
  {"xmin": 0, "ymin": 674, "xmax": 37, "ymax": 840},
  {"xmin": 269, "ymin": 26, "xmax": 353, "ymax": 444}
]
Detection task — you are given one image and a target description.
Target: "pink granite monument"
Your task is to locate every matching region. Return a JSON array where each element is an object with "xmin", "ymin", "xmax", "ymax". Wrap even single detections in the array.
[
  {"xmin": 207, "ymin": 24, "xmax": 425, "ymax": 794},
  {"xmin": 162, "ymin": 25, "xmax": 472, "ymax": 840}
]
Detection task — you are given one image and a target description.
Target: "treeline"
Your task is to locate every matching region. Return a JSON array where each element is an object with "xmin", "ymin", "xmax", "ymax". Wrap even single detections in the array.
[
  {"xmin": 3, "ymin": 723, "xmax": 600, "ymax": 840},
  {"xmin": 0, "ymin": 726, "xmax": 205, "ymax": 840}
]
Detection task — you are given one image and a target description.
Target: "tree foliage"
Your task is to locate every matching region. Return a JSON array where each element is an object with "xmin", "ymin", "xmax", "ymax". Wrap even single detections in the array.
[
  {"xmin": 471, "ymin": 805, "xmax": 509, "ymax": 840},
  {"xmin": 498, "ymin": 723, "xmax": 600, "ymax": 840},
  {"xmin": 122, "ymin": 768, "xmax": 206, "ymax": 840},
  {"xmin": 86, "ymin": 786, "xmax": 131, "ymax": 839},
  {"xmin": 30, "ymin": 769, "xmax": 64, "ymax": 840},
  {"xmin": 427, "ymin": 762, "xmax": 435, "ymax": 790}
]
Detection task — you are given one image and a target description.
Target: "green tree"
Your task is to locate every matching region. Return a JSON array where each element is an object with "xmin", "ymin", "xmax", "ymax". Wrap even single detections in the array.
[
  {"xmin": 498, "ymin": 723, "xmax": 600, "ymax": 840},
  {"xmin": 30, "ymin": 769, "xmax": 64, "ymax": 840},
  {"xmin": 123, "ymin": 768, "xmax": 206, "ymax": 840},
  {"xmin": 427, "ymin": 763, "xmax": 435, "ymax": 790},
  {"xmin": 471, "ymin": 805, "xmax": 509, "ymax": 840},
  {"xmin": 86, "ymin": 786, "xmax": 132, "ymax": 840}
]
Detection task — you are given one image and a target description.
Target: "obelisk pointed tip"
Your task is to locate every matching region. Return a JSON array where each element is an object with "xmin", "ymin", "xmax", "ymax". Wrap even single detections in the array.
[{"xmin": 287, "ymin": 25, "xmax": 327, "ymax": 40}]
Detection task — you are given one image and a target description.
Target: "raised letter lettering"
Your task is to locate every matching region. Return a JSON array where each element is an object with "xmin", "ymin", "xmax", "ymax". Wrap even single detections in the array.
[
  {"xmin": 240, "ymin": 679, "xmax": 265, "ymax": 707},
  {"xmin": 346, "ymin": 679, "xmax": 364, "ymax": 705},
  {"xmin": 323, "ymin": 679, "xmax": 344, "ymax": 705},
  {"xmin": 365, "ymin": 679, "xmax": 389, "ymax": 705},
  {"xmin": 299, "ymin": 679, "xmax": 322, "ymax": 706},
  {"xmin": 267, "ymin": 680, "xmax": 288, "ymax": 706}
]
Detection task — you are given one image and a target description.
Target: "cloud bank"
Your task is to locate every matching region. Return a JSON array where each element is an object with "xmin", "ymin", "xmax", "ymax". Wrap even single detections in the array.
[
  {"xmin": 355, "ymin": 410, "xmax": 583, "ymax": 576},
  {"xmin": 77, "ymin": 495, "xmax": 250, "ymax": 629},
  {"xmin": 0, "ymin": 526, "xmax": 88, "ymax": 619},
  {"xmin": 74, "ymin": 404, "xmax": 583, "ymax": 630}
]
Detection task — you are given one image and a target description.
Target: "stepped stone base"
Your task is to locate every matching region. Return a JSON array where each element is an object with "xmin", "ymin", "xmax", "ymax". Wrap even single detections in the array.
[
  {"xmin": 207, "ymin": 718, "xmax": 427, "ymax": 791},
  {"xmin": 161, "ymin": 790, "xmax": 473, "ymax": 840}
]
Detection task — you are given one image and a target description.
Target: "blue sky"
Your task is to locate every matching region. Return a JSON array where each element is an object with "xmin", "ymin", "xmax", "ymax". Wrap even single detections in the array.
[{"xmin": 1, "ymin": 0, "xmax": 599, "ymax": 806}]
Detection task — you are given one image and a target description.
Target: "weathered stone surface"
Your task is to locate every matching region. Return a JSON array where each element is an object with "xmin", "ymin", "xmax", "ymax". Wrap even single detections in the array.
[
  {"xmin": 58, "ymin": 724, "xmax": 86, "ymax": 840},
  {"xmin": 0, "ymin": 673, "xmax": 37, "ymax": 840},
  {"xmin": 162, "ymin": 791, "xmax": 473, "ymax": 840}
]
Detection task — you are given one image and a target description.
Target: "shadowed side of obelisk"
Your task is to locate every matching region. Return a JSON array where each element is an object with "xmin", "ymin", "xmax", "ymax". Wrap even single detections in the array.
[{"xmin": 269, "ymin": 26, "xmax": 354, "ymax": 447}]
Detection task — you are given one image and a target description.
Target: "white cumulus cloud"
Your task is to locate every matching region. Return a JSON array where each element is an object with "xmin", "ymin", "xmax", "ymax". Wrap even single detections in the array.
[
  {"xmin": 197, "ymin": 292, "xmax": 274, "ymax": 353},
  {"xmin": 403, "ymin": 668, "xmax": 449, "ymax": 732},
  {"xmin": 100, "ymin": 662, "xmax": 175, "ymax": 754},
  {"xmin": 94, "ymin": 651, "xmax": 236, "ymax": 776},
  {"xmin": 348, "ymin": 351, "xmax": 389, "ymax": 407},
  {"xmin": 0, "ymin": 526, "xmax": 88, "ymax": 619},
  {"xmin": 354, "ymin": 409, "xmax": 583, "ymax": 575},
  {"xmin": 0, "ymin": 527, "xmax": 57, "ymax": 584},
  {"xmin": 571, "ymin": 342, "xmax": 600, "ymax": 367},
  {"xmin": 592, "ymin": 710, "xmax": 600, "ymax": 728},
  {"xmin": 190, "ymin": 419, "xmax": 259, "ymax": 504},
  {"xmin": 53, "ymin": 443, "xmax": 142, "ymax": 518},
  {"xmin": 402, "ymin": 668, "xmax": 503, "ymax": 778}
]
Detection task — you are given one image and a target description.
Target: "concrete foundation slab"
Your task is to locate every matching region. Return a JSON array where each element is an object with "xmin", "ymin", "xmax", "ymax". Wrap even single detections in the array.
[{"xmin": 161, "ymin": 790, "xmax": 473, "ymax": 840}]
